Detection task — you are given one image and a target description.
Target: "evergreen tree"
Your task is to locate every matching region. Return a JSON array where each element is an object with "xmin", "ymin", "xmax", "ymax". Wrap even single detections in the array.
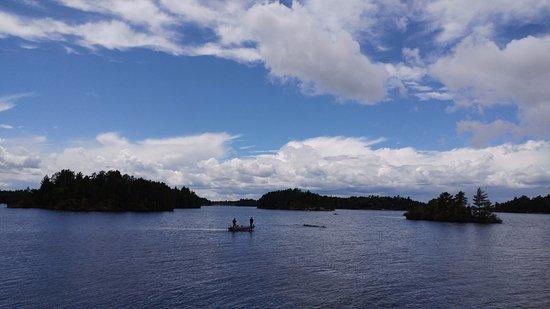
[
  {"xmin": 473, "ymin": 187, "xmax": 491, "ymax": 209},
  {"xmin": 454, "ymin": 191, "xmax": 468, "ymax": 208}
]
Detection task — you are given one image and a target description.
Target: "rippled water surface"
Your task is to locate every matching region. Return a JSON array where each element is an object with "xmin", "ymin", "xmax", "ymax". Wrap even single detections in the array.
[{"xmin": 1, "ymin": 206, "xmax": 549, "ymax": 308}]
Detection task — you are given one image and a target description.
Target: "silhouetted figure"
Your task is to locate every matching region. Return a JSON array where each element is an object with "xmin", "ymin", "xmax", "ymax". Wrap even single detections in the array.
[
  {"xmin": 232, "ymin": 217, "xmax": 237, "ymax": 228},
  {"xmin": 249, "ymin": 217, "xmax": 254, "ymax": 227}
]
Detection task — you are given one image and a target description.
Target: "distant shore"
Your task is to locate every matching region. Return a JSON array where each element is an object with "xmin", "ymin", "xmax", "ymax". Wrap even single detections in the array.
[{"xmin": 1, "ymin": 170, "xmax": 547, "ymax": 215}]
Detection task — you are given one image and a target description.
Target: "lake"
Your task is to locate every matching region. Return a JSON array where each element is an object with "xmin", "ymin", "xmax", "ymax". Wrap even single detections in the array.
[{"xmin": 1, "ymin": 206, "xmax": 549, "ymax": 308}]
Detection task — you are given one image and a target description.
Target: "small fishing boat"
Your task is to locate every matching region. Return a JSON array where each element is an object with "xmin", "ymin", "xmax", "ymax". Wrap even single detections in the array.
[{"xmin": 228, "ymin": 225, "xmax": 255, "ymax": 232}]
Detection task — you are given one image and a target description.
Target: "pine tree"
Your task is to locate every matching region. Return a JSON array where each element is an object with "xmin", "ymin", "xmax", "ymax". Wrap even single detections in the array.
[
  {"xmin": 454, "ymin": 191, "xmax": 468, "ymax": 208},
  {"xmin": 472, "ymin": 187, "xmax": 493, "ymax": 219},
  {"xmin": 473, "ymin": 187, "xmax": 491, "ymax": 209}
]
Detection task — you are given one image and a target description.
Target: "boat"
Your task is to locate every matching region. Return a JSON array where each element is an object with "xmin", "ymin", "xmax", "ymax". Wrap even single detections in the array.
[
  {"xmin": 228, "ymin": 225, "xmax": 255, "ymax": 232},
  {"xmin": 303, "ymin": 224, "xmax": 326, "ymax": 228}
]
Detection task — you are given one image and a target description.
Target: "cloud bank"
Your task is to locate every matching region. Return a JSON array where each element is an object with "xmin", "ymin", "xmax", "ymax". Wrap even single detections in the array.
[{"xmin": 0, "ymin": 133, "xmax": 548, "ymax": 201}]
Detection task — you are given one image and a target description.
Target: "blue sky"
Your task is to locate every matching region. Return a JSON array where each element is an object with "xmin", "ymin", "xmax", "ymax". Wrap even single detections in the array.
[
  {"xmin": 1, "ymin": 43, "xmax": 468, "ymax": 151},
  {"xmin": 0, "ymin": 0, "xmax": 548, "ymax": 200}
]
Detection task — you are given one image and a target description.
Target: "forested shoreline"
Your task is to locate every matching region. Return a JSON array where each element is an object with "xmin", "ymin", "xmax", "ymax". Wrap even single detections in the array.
[
  {"xmin": 493, "ymin": 195, "xmax": 550, "ymax": 213},
  {"xmin": 1, "ymin": 171, "xmax": 547, "ymax": 215},
  {"xmin": 208, "ymin": 199, "xmax": 258, "ymax": 207},
  {"xmin": 0, "ymin": 170, "xmax": 206, "ymax": 212},
  {"xmin": 257, "ymin": 188, "xmax": 424, "ymax": 211}
]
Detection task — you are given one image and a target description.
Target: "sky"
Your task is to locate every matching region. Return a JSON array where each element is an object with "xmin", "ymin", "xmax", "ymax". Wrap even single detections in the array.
[{"xmin": 0, "ymin": 0, "xmax": 549, "ymax": 201}]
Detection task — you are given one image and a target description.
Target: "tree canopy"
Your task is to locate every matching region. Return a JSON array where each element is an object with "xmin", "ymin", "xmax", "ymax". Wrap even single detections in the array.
[
  {"xmin": 0, "ymin": 169, "xmax": 207, "ymax": 212},
  {"xmin": 257, "ymin": 188, "xmax": 423, "ymax": 211},
  {"xmin": 404, "ymin": 189, "xmax": 502, "ymax": 223},
  {"xmin": 493, "ymin": 195, "xmax": 550, "ymax": 213}
]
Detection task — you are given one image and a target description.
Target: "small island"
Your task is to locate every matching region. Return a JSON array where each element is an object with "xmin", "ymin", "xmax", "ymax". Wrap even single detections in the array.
[
  {"xmin": 404, "ymin": 188, "xmax": 502, "ymax": 223},
  {"xmin": 0, "ymin": 169, "xmax": 207, "ymax": 212},
  {"xmin": 257, "ymin": 188, "xmax": 424, "ymax": 211}
]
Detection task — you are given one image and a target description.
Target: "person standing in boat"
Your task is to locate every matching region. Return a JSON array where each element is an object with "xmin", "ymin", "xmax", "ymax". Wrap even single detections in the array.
[
  {"xmin": 232, "ymin": 217, "xmax": 237, "ymax": 228},
  {"xmin": 249, "ymin": 217, "xmax": 254, "ymax": 227}
]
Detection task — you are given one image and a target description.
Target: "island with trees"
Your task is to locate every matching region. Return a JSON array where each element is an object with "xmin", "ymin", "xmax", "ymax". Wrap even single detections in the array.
[
  {"xmin": 257, "ymin": 188, "xmax": 424, "ymax": 211},
  {"xmin": 404, "ymin": 188, "xmax": 502, "ymax": 223},
  {"xmin": 0, "ymin": 169, "xmax": 206, "ymax": 212}
]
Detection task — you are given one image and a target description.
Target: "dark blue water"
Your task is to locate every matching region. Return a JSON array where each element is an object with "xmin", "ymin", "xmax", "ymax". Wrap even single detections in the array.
[{"xmin": 1, "ymin": 206, "xmax": 549, "ymax": 308}]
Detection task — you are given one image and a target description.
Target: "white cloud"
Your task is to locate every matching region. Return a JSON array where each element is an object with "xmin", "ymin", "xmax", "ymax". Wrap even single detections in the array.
[
  {"xmin": 0, "ymin": 124, "xmax": 13, "ymax": 129},
  {"xmin": 0, "ymin": 1, "xmax": 549, "ymax": 148},
  {"xmin": 0, "ymin": 102, "xmax": 14, "ymax": 113},
  {"xmin": 59, "ymin": 0, "xmax": 175, "ymax": 29},
  {"xmin": 240, "ymin": 2, "xmax": 388, "ymax": 104},
  {"xmin": 194, "ymin": 137, "xmax": 550, "ymax": 199},
  {"xmin": 415, "ymin": 91, "xmax": 453, "ymax": 101},
  {"xmin": 186, "ymin": 43, "xmax": 261, "ymax": 63},
  {"xmin": 426, "ymin": 0, "xmax": 550, "ymax": 43},
  {"xmin": 457, "ymin": 120, "xmax": 520, "ymax": 147},
  {"xmin": 0, "ymin": 11, "xmax": 181, "ymax": 54},
  {"xmin": 0, "ymin": 92, "xmax": 34, "ymax": 112},
  {"xmin": 3, "ymin": 0, "xmax": 546, "ymax": 108},
  {"xmin": 73, "ymin": 20, "xmax": 181, "ymax": 53},
  {"xmin": 43, "ymin": 132, "xmax": 233, "ymax": 186},
  {"xmin": 431, "ymin": 35, "xmax": 550, "ymax": 142},
  {"xmin": 0, "ymin": 133, "xmax": 548, "ymax": 200},
  {"xmin": 1, "ymin": 1, "xmax": 392, "ymax": 104},
  {"xmin": 0, "ymin": 143, "xmax": 42, "ymax": 188}
]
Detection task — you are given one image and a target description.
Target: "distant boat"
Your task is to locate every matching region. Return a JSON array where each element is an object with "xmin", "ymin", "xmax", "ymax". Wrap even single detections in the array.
[
  {"xmin": 228, "ymin": 225, "xmax": 255, "ymax": 232},
  {"xmin": 303, "ymin": 224, "xmax": 326, "ymax": 228}
]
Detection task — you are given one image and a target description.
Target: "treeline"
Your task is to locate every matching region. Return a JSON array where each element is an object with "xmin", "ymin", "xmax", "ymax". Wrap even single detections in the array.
[
  {"xmin": 257, "ymin": 188, "xmax": 423, "ymax": 211},
  {"xmin": 493, "ymin": 195, "xmax": 550, "ymax": 213},
  {"xmin": 0, "ymin": 169, "xmax": 207, "ymax": 212},
  {"xmin": 209, "ymin": 199, "xmax": 258, "ymax": 207},
  {"xmin": 405, "ymin": 188, "xmax": 502, "ymax": 223}
]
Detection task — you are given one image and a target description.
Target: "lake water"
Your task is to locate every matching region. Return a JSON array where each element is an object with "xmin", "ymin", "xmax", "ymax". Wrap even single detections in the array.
[{"xmin": 1, "ymin": 205, "xmax": 549, "ymax": 308}]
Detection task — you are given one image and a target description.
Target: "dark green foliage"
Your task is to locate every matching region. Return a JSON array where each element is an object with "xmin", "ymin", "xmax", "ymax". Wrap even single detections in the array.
[
  {"xmin": 0, "ymin": 169, "xmax": 206, "ymax": 212},
  {"xmin": 404, "ymin": 189, "xmax": 502, "ymax": 223},
  {"xmin": 209, "ymin": 199, "xmax": 258, "ymax": 206},
  {"xmin": 473, "ymin": 187, "xmax": 491, "ymax": 208},
  {"xmin": 494, "ymin": 195, "xmax": 550, "ymax": 213},
  {"xmin": 257, "ymin": 188, "xmax": 424, "ymax": 211},
  {"xmin": 258, "ymin": 188, "xmax": 335, "ymax": 211}
]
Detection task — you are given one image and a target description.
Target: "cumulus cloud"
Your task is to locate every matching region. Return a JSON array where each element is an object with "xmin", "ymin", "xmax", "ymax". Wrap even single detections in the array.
[
  {"xmin": 45, "ymin": 132, "xmax": 234, "ymax": 185},
  {"xmin": 240, "ymin": 2, "xmax": 388, "ymax": 104},
  {"xmin": 1, "ymin": 1, "xmax": 549, "ymax": 147},
  {"xmin": 0, "ymin": 1, "xmax": 391, "ymax": 104},
  {"xmin": 0, "ymin": 143, "xmax": 42, "ymax": 188},
  {"xmin": 194, "ymin": 136, "xmax": 550, "ymax": 199},
  {"xmin": 0, "ymin": 133, "xmax": 548, "ymax": 201},
  {"xmin": 2, "ymin": 0, "xmax": 547, "ymax": 108},
  {"xmin": 164, "ymin": 0, "xmax": 390, "ymax": 103},
  {"xmin": 431, "ymin": 35, "xmax": 550, "ymax": 143},
  {"xmin": 426, "ymin": 0, "xmax": 550, "ymax": 42}
]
